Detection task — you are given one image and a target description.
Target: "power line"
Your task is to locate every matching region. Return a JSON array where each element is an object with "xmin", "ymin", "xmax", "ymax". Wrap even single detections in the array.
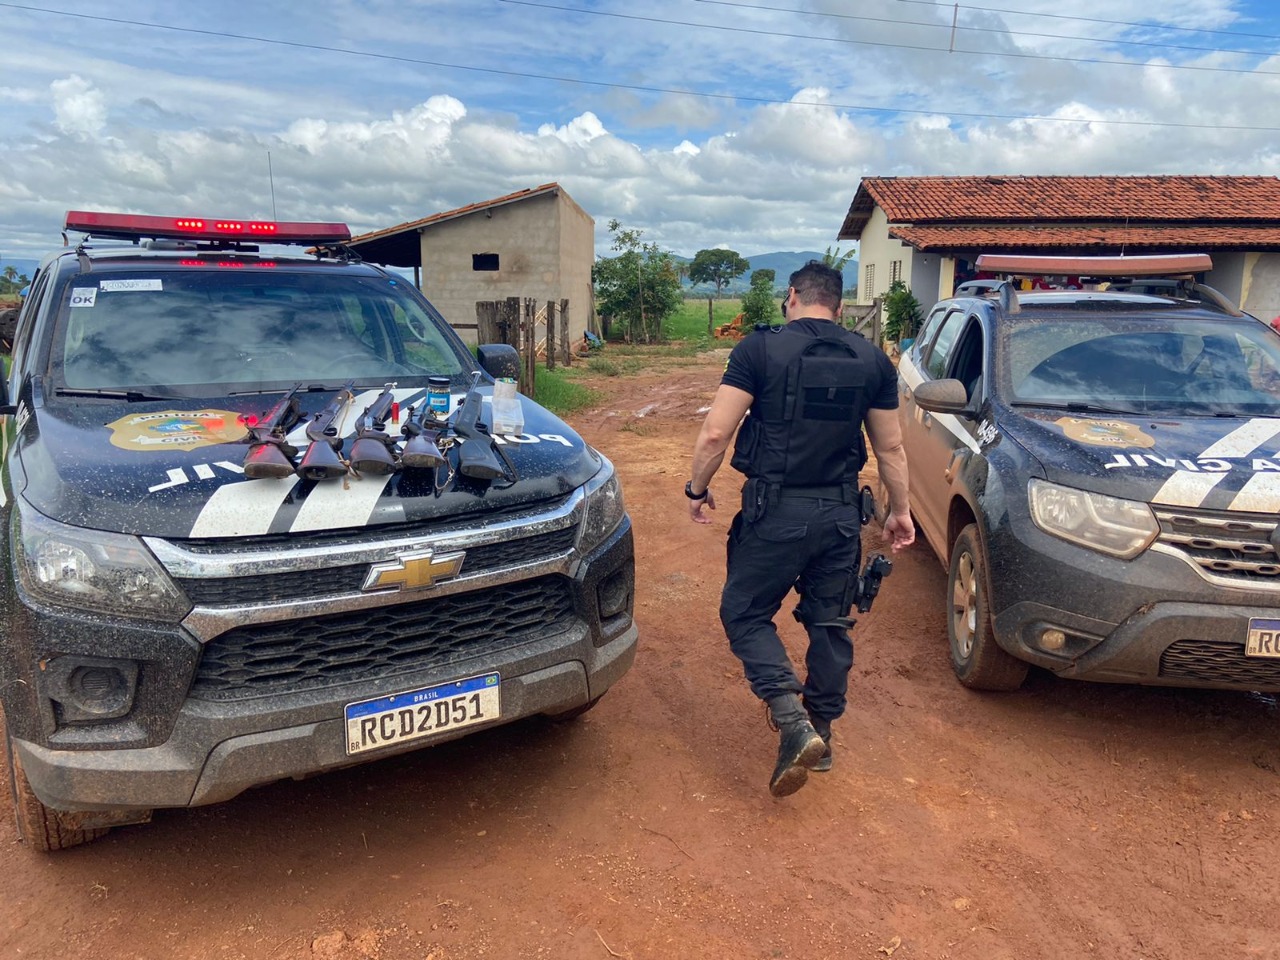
[
  {"xmin": 693, "ymin": 0, "xmax": 1280, "ymax": 59},
  {"xmin": 2, "ymin": 1, "xmax": 1279, "ymax": 131},
  {"xmin": 499, "ymin": 0, "xmax": 1280, "ymax": 78},
  {"xmin": 884, "ymin": 0, "xmax": 1280, "ymax": 43}
]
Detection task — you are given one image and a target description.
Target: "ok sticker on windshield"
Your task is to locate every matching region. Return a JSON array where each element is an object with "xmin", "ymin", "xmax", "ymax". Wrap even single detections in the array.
[{"xmin": 69, "ymin": 288, "xmax": 97, "ymax": 308}]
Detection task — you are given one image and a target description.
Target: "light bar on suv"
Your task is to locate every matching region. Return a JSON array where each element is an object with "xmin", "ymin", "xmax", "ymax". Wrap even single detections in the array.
[
  {"xmin": 975, "ymin": 253, "xmax": 1213, "ymax": 278},
  {"xmin": 64, "ymin": 211, "xmax": 352, "ymax": 245}
]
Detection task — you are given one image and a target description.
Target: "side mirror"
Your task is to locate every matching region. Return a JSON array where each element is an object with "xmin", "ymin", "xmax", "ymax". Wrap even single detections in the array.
[
  {"xmin": 477, "ymin": 343, "xmax": 520, "ymax": 381},
  {"xmin": 913, "ymin": 378, "xmax": 975, "ymax": 419}
]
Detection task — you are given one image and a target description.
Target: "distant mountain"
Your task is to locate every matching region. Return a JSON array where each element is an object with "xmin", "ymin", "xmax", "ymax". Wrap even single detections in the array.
[{"xmin": 678, "ymin": 251, "xmax": 856, "ymax": 295}]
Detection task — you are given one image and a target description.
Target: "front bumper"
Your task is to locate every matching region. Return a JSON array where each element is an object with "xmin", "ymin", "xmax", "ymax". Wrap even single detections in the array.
[
  {"xmin": 5, "ymin": 495, "xmax": 637, "ymax": 813},
  {"xmin": 15, "ymin": 617, "xmax": 636, "ymax": 812},
  {"xmin": 987, "ymin": 512, "xmax": 1280, "ymax": 689}
]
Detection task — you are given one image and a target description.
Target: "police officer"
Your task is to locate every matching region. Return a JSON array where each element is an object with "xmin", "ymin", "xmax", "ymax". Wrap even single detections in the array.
[{"xmin": 687, "ymin": 261, "xmax": 914, "ymax": 798}]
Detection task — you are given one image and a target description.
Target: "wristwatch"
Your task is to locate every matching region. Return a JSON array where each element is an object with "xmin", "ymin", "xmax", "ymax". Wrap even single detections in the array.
[{"xmin": 684, "ymin": 480, "xmax": 708, "ymax": 500}]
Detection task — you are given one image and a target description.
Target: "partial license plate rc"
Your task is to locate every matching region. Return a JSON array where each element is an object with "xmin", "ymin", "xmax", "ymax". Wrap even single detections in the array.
[
  {"xmin": 344, "ymin": 672, "xmax": 501, "ymax": 756},
  {"xmin": 1245, "ymin": 618, "xmax": 1280, "ymax": 659}
]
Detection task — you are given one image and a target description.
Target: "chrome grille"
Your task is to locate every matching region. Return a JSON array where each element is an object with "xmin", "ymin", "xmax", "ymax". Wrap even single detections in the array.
[
  {"xmin": 1153, "ymin": 508, "xmax": 1280, "ymax": 586},
  {"xmin": 174, "ymin": 527, "xmax": 578, "ymax": 605}
]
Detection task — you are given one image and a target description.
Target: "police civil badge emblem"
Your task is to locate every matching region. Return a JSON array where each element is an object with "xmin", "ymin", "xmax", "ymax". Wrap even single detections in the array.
[{"xmin": 107, "ymin": 409, "xmax": 245, "ymax": 452}]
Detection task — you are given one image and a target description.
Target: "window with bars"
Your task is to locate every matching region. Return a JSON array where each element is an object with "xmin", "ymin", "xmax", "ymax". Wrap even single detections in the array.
[
  {"xmin": 864, "ymin": 263, "xmax": 876, "ymax": 300},
  {"xmin": 890, "ymin": 260, "xmax": 903, "ymax": 284}
]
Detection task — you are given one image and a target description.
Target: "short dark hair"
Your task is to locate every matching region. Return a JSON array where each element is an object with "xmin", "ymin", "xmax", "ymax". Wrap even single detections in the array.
[{"xmin": 789, "ymin": 260, "xmax": 843, "ymax": 313}]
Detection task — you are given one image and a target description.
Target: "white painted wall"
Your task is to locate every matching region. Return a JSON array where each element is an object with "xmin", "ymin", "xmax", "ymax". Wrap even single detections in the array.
[{"xmin": 1240, "ymin": 253, "xmax": 1280, "ymax": 323}]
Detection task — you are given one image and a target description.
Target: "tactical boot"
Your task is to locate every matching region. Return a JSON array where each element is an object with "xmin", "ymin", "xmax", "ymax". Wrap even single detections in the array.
[
  {"xmin": 765, "ymin": 694, "xmax": 827, "ymax": 797},
  {"xmin": 807, "ymin": 713, "xmax": 833, "ymax": 773}
]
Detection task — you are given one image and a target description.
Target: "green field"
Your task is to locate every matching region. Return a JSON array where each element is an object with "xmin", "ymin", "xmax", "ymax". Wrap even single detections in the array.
[{"xmin": 664, "ymin": 297, "xmax": 744, "ymax": 342}]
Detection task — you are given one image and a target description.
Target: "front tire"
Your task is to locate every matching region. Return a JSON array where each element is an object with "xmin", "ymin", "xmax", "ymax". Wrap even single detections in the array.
[
  {"xmin": 5, "ymin": 733, "xmax": 110, "ymax": 852},
  {"xmin": 948, "ymin": 524, "xmax": 1028, "ymax": 692}
]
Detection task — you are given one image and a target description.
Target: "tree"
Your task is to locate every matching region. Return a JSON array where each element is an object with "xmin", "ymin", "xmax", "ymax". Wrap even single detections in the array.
[
  {"xmin": 592, "ymin": 220, "xmax": 683, "ymax": 344},
  {"xmin": 740, "ymin": 268, "xmax": 778, "ymax": 329},
  {"xmin": 689, "ymin": 248, "xmax": 750, "ymax": 335},
  {"xmin": 821, "ymin": 245, "xmax": 856, "ymax": 272}
]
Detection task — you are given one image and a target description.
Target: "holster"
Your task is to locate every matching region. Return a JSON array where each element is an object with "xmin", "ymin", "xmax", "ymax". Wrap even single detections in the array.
[
  {"xmin": 741, "ymin": 477, "xmax": 778, "ymax": 523},
  {"xmin": 794, "ymin": 552, "xmax": 893, "ymax": 631},
  {"xmin": 859, "ymin": 485, "xmax": 876, "ymax": 525}
]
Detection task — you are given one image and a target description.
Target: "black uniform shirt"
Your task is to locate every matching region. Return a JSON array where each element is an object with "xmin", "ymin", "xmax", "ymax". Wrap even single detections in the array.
[{"xmin": 722, "ymin": 318, "xmax": 899, "ymax": 411}]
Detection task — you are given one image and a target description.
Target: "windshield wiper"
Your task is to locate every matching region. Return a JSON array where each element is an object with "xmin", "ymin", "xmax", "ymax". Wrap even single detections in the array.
[
  {"xmin": 54, "ymin": 388, "xmax": 176, "ymax": 401},
  {"xmin": 1009, "ymin": 400, "xmax": 1142, "ymax": 416}
]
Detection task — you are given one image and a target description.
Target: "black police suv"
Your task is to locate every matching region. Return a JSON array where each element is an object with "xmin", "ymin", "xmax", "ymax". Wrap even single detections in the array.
[
  {"xmin": 898, "ymin": 253, "xmax": 1280, "ymax": 693},
  {"xmin": 0, "ymin": 212, "xmax": 636, "ymax": 850}
]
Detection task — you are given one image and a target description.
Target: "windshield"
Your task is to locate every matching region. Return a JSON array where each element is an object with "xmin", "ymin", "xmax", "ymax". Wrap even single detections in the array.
[
  {"xmin": 1000, "ymin": 311, "xmax": 1280, "ymax": 416},
  {"xmin": 47, "ymin": 266, "xmax": 472, "ymax": 394}
]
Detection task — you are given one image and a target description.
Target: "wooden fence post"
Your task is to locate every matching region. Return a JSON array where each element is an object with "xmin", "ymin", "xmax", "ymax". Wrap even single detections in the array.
[
  {"xmin": 476, "ymin": 301, "xmax": 500, "ymax": 344},
  {"xmin": 560, "ymin": 298, "xmax": 570, "ymax": 366},
  {"xmin": 500, "ymin": 297, "xmax": 520, "ymax": 350},
  {"xmin": 523, "ymin": 297, "xmax": 537, "ymax": 398}
]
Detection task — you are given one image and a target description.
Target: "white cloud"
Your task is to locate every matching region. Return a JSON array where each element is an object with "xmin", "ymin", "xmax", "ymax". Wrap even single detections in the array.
[
  {"xmin": 50, "ymin": 75, "xmax": 106, "ymax": 137},
  {"xmin": 537, "ymin": 111, "xmax": 607, "ymax": 145}
]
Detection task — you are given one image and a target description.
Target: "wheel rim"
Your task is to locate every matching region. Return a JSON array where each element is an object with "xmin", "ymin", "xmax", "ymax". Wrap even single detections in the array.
[{"xmin": 953, "ymin": 551, "xmax": 977, "ymax": 659}]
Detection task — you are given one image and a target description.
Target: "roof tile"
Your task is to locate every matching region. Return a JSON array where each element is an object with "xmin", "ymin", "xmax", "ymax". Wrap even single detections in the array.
[{"xmin": 839, "ymin": 175, "xmax": 1280, "ymax": 238}]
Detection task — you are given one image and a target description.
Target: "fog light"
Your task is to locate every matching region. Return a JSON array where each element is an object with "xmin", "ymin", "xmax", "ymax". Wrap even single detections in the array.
[
  {"xmin": 1041, "ymin": 628, "xmax": 1067, "ymax": 651},
  {"xmin": 598, "ymin": 570, "xmax": 631, "ymax": 619},
  {"xmin": 43, "ymin": 656, "xmax": 138, "ymax": 723},
  {"xmin": 71, "ymin": 666, "xmax": 126, "ymax": 709}
]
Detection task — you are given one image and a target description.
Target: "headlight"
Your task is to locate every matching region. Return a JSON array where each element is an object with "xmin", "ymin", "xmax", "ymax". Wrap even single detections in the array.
[
  {"xmin": 578, "ymin": 457, "xmax": 626, "ymax": 554},
  {"xmin": 1027, "ymin": 479, "xmax": 1157, "ymax": 560},
  {"xmin": 14, "ymin": 497, "xmax": 190, "ymax": 620}
]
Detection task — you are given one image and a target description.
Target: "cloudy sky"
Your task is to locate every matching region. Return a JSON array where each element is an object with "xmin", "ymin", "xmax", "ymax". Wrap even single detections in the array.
[{"xmin": 2, "ymin": 0, "xmax": 1280, "ymax": 263}]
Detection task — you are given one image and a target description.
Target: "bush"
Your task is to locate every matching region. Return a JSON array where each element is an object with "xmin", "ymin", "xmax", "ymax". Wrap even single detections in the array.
[
  {"xmin": 740, "ymin": 269, "xmax": 779, "ymax": 329},
  {"xmin": 882, "ymin": 280, "xmax": 923, "ymax": 343}
]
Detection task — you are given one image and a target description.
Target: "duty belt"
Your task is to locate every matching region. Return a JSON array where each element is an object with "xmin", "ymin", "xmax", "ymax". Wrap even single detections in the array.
[{"xmin": 777, "ymin": 484, "xmax": 852, "ymax": 501}]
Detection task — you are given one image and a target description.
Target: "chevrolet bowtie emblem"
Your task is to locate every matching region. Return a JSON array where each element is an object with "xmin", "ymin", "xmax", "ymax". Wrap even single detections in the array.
[{"xmin": 362, "ymin": 549, "xmax": 466, "ymax": 593}]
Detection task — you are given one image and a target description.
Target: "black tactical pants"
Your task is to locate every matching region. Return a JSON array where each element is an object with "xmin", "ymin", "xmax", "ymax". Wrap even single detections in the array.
[{"xmin": 719, "ymin": 494, "xmax": 862, "ymax": 723}]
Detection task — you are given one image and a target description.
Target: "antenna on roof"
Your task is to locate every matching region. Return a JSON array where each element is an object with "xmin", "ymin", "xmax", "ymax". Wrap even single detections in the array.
[
  {"xmin": 1120, "ymin": 216, "xmax": 1129, "ymax": 258},
  {"xmin": 268, "ymin": 151, "xmax": 278, "ymax": 221}
]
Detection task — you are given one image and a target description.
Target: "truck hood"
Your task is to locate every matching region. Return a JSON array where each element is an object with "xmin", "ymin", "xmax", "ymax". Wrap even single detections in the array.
[
  {"xmin": 15, "ymin": 386, "xmax": 602, "ymax": 539},
  {"xmin": 997, "ymin": 408, "xmax": 1280, "ymax": 514}
]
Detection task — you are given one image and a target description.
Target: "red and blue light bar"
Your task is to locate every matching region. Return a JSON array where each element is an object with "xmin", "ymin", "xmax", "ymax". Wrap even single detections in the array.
[{"xmin": 64, "ymin": 211, "xmax": 351, "ymax": 245}]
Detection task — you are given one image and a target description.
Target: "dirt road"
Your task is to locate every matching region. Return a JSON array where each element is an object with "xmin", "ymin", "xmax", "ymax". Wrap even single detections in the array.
[{"xmin": 4, "ymin": 351, "xmax": 1280, "ymax": 960}]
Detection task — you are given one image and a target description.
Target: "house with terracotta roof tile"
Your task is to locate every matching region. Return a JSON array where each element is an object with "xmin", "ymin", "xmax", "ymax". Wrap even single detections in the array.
[
  {"xmin": 839, "ymin": 175, "xmax": 1280, "ymax": 321},
  {"xmin": 347, "ymin": 183, "xmax": 594, "ymax": 344}
]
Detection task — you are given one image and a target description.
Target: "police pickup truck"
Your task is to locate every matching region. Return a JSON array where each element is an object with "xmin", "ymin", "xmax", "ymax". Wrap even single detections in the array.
[
  {"xmin": 899, "ymin": 253, "xmax": 1280, "ymax": 693},
  {"xmin": 0, "ymin": 212, "xmax": 636, "ymax": 850}
]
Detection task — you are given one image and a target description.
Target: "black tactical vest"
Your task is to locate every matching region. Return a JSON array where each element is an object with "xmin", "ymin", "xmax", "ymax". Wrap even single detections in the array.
[{"xmin": 729, "ymin": 321, "xmax": 872, "ymax": 488}]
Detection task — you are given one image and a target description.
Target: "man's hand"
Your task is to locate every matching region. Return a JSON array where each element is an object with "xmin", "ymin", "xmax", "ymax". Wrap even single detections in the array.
[
  {"xmin": 883, "ymin": 510, "xmax": 915, "ymax": 551},
  {"xmin": 690, "ymin": 489, "xmax": 717, "ymax": 524}
]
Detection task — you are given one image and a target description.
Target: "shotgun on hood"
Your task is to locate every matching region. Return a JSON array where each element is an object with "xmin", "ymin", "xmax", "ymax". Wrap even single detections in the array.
[{"xmin": 242, "ymin": 382, "xmax": 304, "ymax": 479}]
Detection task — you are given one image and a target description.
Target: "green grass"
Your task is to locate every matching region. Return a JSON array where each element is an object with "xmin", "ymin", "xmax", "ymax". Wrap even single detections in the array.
[
  {"xmin": 530, "ymin": 365, "xmax": 599, "ymax": 416},
  {"xmin": 664, "ymin": 297, "xmax": 743, "ymax": 342}
]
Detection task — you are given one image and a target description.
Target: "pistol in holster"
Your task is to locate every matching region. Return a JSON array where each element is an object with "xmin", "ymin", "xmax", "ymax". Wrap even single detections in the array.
[
  {"xmin": 859, "ymin": 484, "xmax": 876, "ymax": 526},
  {"xmin": 800, "ymin": 552, "xmax": 894, "ymax": 631}
]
